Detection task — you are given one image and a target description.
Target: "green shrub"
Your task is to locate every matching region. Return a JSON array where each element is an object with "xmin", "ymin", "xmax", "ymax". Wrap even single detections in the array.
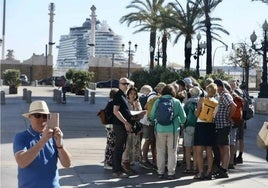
[{"xmin": 2, "ymin": 69, "xmax": 21, "ymax": 87}]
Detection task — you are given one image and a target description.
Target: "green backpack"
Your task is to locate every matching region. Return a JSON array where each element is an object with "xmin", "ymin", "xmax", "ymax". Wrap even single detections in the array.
[{"xmin": 184, "ymin": 101, "xmax": 197, "ymax": 127}]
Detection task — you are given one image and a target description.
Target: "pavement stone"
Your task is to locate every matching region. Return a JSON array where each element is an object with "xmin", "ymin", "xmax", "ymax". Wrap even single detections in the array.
[{"xmin": 1, "ymin": 86, "xmax": 268, "ymax": 188}]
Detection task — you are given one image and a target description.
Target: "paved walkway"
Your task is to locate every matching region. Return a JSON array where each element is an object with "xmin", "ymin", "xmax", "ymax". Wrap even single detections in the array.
[{"xmin": 1, "ymin": 86, "xmax": 268, "ymax": 188}]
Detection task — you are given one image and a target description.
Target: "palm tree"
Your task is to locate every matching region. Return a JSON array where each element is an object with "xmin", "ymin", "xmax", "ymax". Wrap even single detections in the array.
[
  {"xmin": 120, "ymin": 0, "xmax": 165, "ymax": 69},
  {"xmin": 157, "ymin": 5, "xmax": 173, "ymax": 68},
  {"xmin": 198, "ymin": 0, "xmax": 229, "ymax": 74},
  {"xmin": 168, "ymin": 0, "xmax": 203, "ymax": 71},
  {"xmin": 252, "ymin": 0, "xmax": 268, "ymax": 4}
]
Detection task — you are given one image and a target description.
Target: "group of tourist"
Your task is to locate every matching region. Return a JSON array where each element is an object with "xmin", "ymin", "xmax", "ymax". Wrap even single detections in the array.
[
  {"xmin": 12, "ymin": 75, "xmax": 252, "ymax": 187},
  {"xmin": 102, "ymin": 76, "xmax": 251, "ymax": 180}
]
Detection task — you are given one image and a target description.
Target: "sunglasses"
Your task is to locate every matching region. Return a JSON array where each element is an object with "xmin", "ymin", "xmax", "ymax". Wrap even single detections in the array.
[
  {"xmin": 120, "ymin": 83, "xmax": 130, "ymax": 86},
  {"xmin": 32, "ymin": 113, "xmax": 48, "ymax": 119}
]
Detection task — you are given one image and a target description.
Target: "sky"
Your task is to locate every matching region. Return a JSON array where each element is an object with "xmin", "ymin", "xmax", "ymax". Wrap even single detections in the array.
[{"xmin": 0, "ymin": 0, "xmax": 267, "ymax": 69}]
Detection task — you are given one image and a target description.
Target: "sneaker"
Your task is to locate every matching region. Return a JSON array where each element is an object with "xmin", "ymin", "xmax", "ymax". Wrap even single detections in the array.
[
  {"xmin": 140, "ymin": 160, "xmax": 153, "ymax": 169},
  {"xmin": 236, "ymin": 156, "xmax": 243, "ymax": 164},
  {"xmin": 168, "ymin": 174, "xmax": 176, "ymax": 180},
  {"xmin": 233, "ymin": 156, "xmax": 237, "ymax": 165},
  {"xmin": 157, "ymin": 173, "xmax": 164, "ymax": 179},
  {"xmin": 228, "ymin": 164, "xmax": 235, "ymax": 169},
  {"xmin": 214, "ymin": 171, "xmax": 229, "ymax": 179},
  {"xmin": 112, "ymin": 172, "xmax": 129, "ymax": 178},
  {"xmin": 204, "ymin": 172, "xmax": 212, "ymax": 180},
  {"xmin": 123, "ymin": 168, "xmax": 137, "ymax": 176},
  {"xmin": 104, "ymin": 163, "xmax": 112, "ymax": 170}
]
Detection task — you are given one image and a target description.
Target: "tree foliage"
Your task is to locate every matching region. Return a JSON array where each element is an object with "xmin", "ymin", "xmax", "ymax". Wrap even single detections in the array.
[
  {"xmin": 252, "ymin": 0, "xmax": 268, "ymax": 4},
  {"xmin": 120, "ymin": 0, "xmax": 165, "ymax": 69},
  {"xmin": 2, "ymin": 69, "xmax": 21, "ymax": 87}
]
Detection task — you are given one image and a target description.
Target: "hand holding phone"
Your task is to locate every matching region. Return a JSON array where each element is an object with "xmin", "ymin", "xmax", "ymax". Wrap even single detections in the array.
[{"xmin": 46, "ymin": 113, "xmax": 59, "ymax": 129}]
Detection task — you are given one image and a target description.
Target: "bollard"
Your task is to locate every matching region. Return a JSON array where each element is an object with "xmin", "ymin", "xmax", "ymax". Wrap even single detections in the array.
[
  {"xmin": 23, "ymin": 88, "xmax": 27, "ymax": 100},
  {"xmin": 93, "ymin": 83, "xmax": 96, "ymax": 90},
  {"xmin": 84, "ymin": 89, "xmax": 89, "ymax": 101},
  {"xmin": 53, "ymin": 89, "xmax": 58, "ymax": 101},
  {"xmin": 90, "ymin": 91, "xmax": 95, "ymax": 104},
  {"xmin": 1, "ymin": 91, "xmax": 5, "ymax": 105},
  {"xmin": 57, "ymin": 90, "xmax": 62, "ymax": 103},
  {"xmin": 26, "ymin": 90, "xmax": 32, "ymax": 103},
  {"xmin": 52, "ymin": 80, "xmax": 55, "ymax": 87},
  {"xmin": 35, "ymin": 80, "xmax": 38, "ymax": 87}
]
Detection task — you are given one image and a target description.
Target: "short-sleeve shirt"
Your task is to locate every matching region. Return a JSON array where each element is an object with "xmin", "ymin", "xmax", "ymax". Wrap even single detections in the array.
[
  {"xmin": 13, "ymin": 126, "xmax": 60, "ymax": 188},
  {"xmin": 112, "ymin": 89, "xmax": 132, "ymax": 126},
  {"xmin": 214, "ymin": 90, "xmax": 234, "ymax": 129}
]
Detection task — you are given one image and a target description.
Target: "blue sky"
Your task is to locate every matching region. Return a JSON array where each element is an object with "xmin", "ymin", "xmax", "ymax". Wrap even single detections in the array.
[{"xmin": 0, "ymin": 0, "xmax": 267, "ymax": 68}]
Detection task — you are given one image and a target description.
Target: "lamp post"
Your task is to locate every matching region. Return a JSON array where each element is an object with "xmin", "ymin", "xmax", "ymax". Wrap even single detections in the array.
[
  {"xmin": 156, "ymin": 37, "xmax": 161, "ymax": 66},
  {"xmin": 110, "ymin": 53, "xmax": 114, "ymax": 89},
  {"xmin": 212, "ymin": 44, "xmax": 228, "ymax": 72},
  {"xmin": 122, "ymin": 41, "xmax": 137, "ymax": 78},
  {"xmin": 250, "ymin": 19, "xmax": 268, "ymax": 98},
  {"xmin": 187, "ymin": 33, "xmax": 206, "ymax": 78}
]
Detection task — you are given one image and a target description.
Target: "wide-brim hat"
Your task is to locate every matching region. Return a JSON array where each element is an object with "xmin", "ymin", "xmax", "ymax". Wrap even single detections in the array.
[{"xmin": 22, "ymin": 100, "xmax": 50, "ymax": 118}]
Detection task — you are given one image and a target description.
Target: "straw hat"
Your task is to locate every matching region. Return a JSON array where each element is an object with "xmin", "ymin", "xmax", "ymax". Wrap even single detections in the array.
[{"xmin": 22, "ymin": 100, "xmax": 50, "ymax": 118}]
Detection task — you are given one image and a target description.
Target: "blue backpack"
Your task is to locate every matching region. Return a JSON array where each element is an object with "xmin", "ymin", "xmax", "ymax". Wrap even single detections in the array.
[{"xmin": 156, "ymin": 97, "xmax": 174, "ymax": 125}]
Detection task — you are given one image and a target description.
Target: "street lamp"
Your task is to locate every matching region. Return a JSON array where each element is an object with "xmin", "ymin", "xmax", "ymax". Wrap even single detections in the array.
[
  {"xmin": 187, "ymin": 33, "xmax": 206, "ymax": 78},
  {"xmin": 155, "ymin": 37, "xmax": 162, "ymax": 66},
  {"xmin": 250, "ymin": 19, "xmax": 268, "ymax": 98},
  {"xmin": 122, "ymin": 41, "xmax": 137, "ymax": 78},
  {"xmin": 212, "ymin": 44, "xmax": 228, "ymax": 71}
]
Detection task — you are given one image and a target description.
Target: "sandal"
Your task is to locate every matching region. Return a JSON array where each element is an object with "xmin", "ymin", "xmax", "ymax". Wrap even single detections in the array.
[{"xmin": 193, "ymin": 172, "xmax": 205, "ymax": 180}]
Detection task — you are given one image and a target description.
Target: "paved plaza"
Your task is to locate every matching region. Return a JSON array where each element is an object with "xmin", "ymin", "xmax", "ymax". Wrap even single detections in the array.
[{"xmin": 1, "ymin": 86, "xmax": 268, "ymax": 188}]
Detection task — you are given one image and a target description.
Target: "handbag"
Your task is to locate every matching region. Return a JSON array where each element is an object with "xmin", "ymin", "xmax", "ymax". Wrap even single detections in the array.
[
  {"xmin": 256, "ymin": 122, "xmax": 268, "ymax": 149},
  {"xmin": 131, "ymin": 121, "xmax": 142, "ymax": 135},
  {"xmin": 97, "ymin": 109, "xmax": 107, "ymax": 124}
]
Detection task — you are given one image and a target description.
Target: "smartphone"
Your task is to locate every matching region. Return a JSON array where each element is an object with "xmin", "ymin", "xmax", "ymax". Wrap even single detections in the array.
[{"xmin": 46, "ymin": 113, "xmax": 59, "ymax": 129}]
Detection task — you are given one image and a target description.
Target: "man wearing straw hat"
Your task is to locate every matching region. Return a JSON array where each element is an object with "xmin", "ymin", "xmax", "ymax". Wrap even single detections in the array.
[{"xmin": 13, "ymin": 100, "xmax": 71, "ymax": 188}]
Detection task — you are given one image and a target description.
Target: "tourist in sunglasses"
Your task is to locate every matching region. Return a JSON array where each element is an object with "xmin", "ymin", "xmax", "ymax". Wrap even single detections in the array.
[
  {"xmin": 111, "ymin": 77, "xmax": 132, "ymax": 178},
  {"xmin": 13, "ymin": 100, "xmax": 71, "ymax": 188}
]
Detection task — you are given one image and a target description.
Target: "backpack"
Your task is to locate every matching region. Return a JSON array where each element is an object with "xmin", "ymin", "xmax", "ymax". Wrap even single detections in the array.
[
  {"xmin": 198, "ymin": 97, "xmax": 218, "ymax": 123},
  {"xmin": 139, "ymin": 93, "xmax": 157, "ymax": 110},
  {"xmin": 156, "ymin": 97, "xmax": 174, "ymax": 125},
  {"xmin": 231, "ymin": 96, "xmax": 243, "ymax": 122},
  {"xmin": 139, "ymin": 94, "xmax": 148, "ymax": 110},
  {"xmin": 242, "ymin": 91, "xmax": 254, "ymax": 120},
  {"xmin": 97, "ymin": 100, "xmax": 114, "ymax": 124},
  {"xmin": 184, "ymin": 101, "xmax": 197, "ymax": 127}
]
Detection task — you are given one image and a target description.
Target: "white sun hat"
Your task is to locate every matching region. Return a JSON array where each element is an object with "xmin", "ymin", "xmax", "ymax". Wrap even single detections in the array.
[{"xmin": 22, "ymin": 100, "xmax": 50, "ymax": 118}]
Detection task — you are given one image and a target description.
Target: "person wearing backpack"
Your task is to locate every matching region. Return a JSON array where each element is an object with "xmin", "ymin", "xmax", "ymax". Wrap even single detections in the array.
[
  {"xmin": 229, "ymin": 80, "xmax": 244, "ymax": 168},
  {"xmin": 183, "ymin": 86, "xmax": 201, "ymax": 175},
  {"xmin": 194, "ymin": 83, "xmax": 218, "ymax": 180},
  {"xmin": 139, "ymin": 85, "xmax": 158, "ymax": 170},
  {"xmin": 149, "ymin": 84, "xmax": 186, "ymax": 180},
  {"xmin": 103, "ymin": 89, "xmax": 118, "ymax": 170}
]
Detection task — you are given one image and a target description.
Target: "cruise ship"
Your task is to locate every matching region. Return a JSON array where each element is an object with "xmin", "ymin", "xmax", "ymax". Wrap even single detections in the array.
[{"xmin": 56, "ymin": 18, "xmax": 125, "ymax": 69}]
